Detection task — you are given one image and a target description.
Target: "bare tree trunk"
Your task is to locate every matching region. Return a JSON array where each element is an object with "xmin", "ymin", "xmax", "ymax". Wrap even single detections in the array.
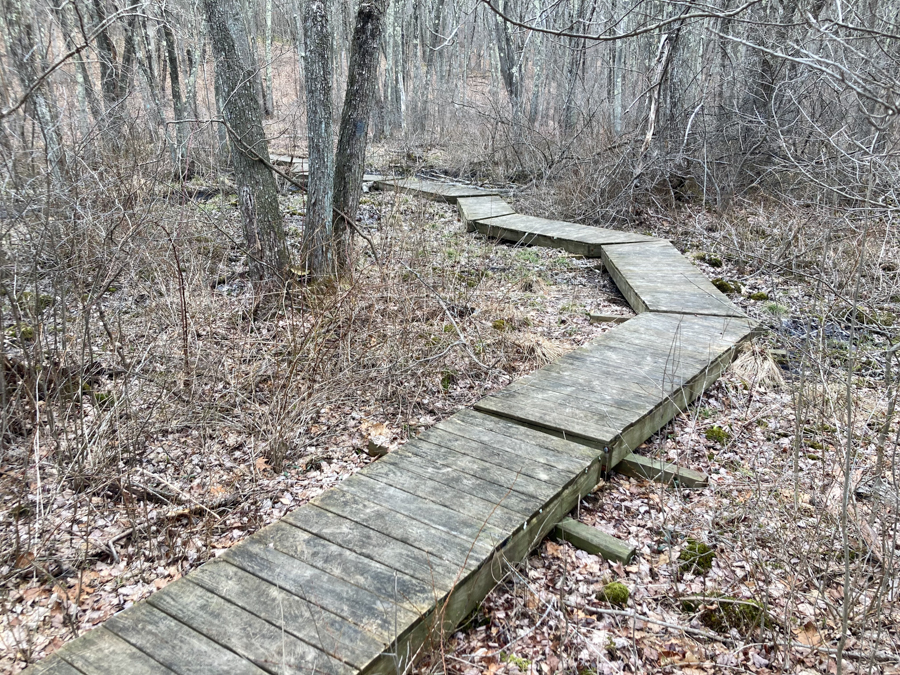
[
  {"xmin": 1, "ymin": 0, "xmax": 64, "ymax": 185},
  {"xmin": 302, "ymin": 0, "xmax": 334, "ymax": 278},
  {"xmin": 203, "ymin": 0, "xmax": 289, "ymax": 282},
  {"xmin": 136, "ymin": 14, "xmax": 170, "ymax": 146},
  {"xmin": 333, "ymin": 0, "xmax": 388, "ymax": 273},
  {"xmin": 163, "ymin": 18, "xmax": 189, "ymax": 178},
  {"xmin": 93, "ymin": 0, "xmax": 124, "ymax": 137},
  {"xmin": 264, "ymin": 0, "xmax": 275, "ymax": 116},
  {"xmin": 51, "ymin": 2, "xmax": 104, "ymax": 134}
]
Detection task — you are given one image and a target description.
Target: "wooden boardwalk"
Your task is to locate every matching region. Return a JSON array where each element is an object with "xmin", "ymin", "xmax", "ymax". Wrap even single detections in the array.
[
  {"xmin": 373, "ymin": 177, "xmax": 496, "ymax": 202},
  {"xmin": 26, "ymin": 177, "xmax": 754, "ymax": 675}
]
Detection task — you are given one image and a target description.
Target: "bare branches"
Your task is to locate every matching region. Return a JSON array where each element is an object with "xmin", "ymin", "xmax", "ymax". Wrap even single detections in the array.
[
  {"xmin": 0, "ymin": 3, "xmax": 143, "ymax": 122},
  {"xmin": 479, "ymin": 0, "xmax": 761, "ymax": 42}
]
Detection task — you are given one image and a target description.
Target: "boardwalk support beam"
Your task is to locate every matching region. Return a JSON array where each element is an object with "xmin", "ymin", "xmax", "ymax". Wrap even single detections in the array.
[{"xmin": 553, "ymin": 518, "xmax": 635, "ymax": 563}]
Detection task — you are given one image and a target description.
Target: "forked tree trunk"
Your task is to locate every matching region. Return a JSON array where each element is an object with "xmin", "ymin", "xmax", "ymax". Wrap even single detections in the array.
[
  {"xmin": 301, "ymin": 0, "xmax": 334, "ymax": 278},
  {"xmin": 203, "ymin": 0, "xmax": 289, "ymax": 283},
  {"xmin": 332, "ymin": 0, "xmax": 388, "ymax": 273}
]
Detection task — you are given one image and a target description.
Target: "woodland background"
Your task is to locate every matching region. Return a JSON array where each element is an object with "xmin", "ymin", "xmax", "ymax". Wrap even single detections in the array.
[{"xmin": 0, "ymin": 0, "xmax": 899, "ymax": 673}]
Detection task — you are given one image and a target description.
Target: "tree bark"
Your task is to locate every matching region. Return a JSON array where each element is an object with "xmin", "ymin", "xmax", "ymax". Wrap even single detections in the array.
[
  {"xmin": 264, "ymin": 0, "xmax": 275, "ymax": 116},
  {"xmin": 1, "ymin": 0, "xmax": 64, "ymax": 185},
  {"xmin": 203, "ymin": 0, "xmax": 289, "ymax": 283},
  {"xmin": 163, "ymin": 18, "xmax": 189, "ymax": 178},
  {"xmin": 332, "ymin": 0, "xmax": 388, "ymax": 273},
  {"xmin": 301, "ymin": 0, "xmax": 335, "ymax": 278}
]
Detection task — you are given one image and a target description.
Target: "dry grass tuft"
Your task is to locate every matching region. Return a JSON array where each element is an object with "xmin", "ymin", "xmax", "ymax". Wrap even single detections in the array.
[{"xmin": 731, "ymin": 342, "xmax": 785, "ymax": 391}]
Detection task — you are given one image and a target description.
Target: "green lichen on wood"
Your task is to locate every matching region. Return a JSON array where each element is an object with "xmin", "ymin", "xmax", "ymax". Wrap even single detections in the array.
[
  {"xmin": 598, "ymin": 581, "xmax": 630, "ymax": 607},
  {"xmin": 705, "ymin": 425, "xmax": 730, "ymax": 445},
  {"xmin": 678, "ymin": 538, "xmax": 715, "ymax": 574},
  {"xmin": 680, "ymin": 594, "xmax": 770, "ymax": 635}
]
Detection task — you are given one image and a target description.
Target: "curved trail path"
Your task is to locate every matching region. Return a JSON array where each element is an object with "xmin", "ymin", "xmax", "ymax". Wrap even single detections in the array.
[{"xmin": 26, "ymin": 179, "xmax": 756, "ymax": 675}]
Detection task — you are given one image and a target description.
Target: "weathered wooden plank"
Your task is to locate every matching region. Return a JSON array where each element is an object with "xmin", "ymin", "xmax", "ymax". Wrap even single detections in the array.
[
  {"xmin": 490, "ymin": 383, "xmax": 648, "ymax": 432},
  {"xmin": 333, "ymin": 474, "xmax": 510, "ymax": 547},
  {"xmin": 104, "ymin": 601, "xmax": 268, "ymax": 675},
  {"xmin": 449, "ymin": 409, "xmax": 602, "ymax": 461},
  {"xmin": 310, "ymin": 487, "xmax": 493, "ymax": 570},
  {"xmin": 284, "ymin": 505, "xmax": 462, "ymax": 589},
  {"xmin": 386, "ymin": 455, "xmax": 603, "ymax": 674},
  {"xmin": 437, "ymin": 413, "xmax": 600, "ymax": 466},
  {"xmin": 146, "ymin": 578, "xmax": 351, "ymax": 675},
  {"xmin": 22, "ymin": 656, "xmax": 84, "ymax": 675},
  {"xmin": 602, "ymin": 241, "xmax": 744, "ymax": 317},
  {"xmin": 186, "ymin": 559, "xmax": 387, "ymax": 670},
  {"xmin": 270, "ymin": 154, "xmax": 307, "ymax": 168},
  {"xmin": 589, "ymin": 313, "xmax": 631, "ymax": 324},
  {"xmin": 373, "ymin": 178, "xmax": 496, "ymax": 203},
  {"xmin": 598, "ymin": 313, "xmax": 755, "ymax": 349},
  {"xmin": 247, "ymin": 520, "xmax": 441, "ymax": 612},
  {"xmin": 473, "ymin": 214, "xmax": 656, "ymax": 257},
  {"xmin": 456, "ymin": 196, "xmax": 515, "ymax": 231},
  {"xmin": 474, "ymin": 392, "xmax": 619, "ymax": 450},
  {"xmin": 362, "ymin": 458, "xmax": 529, "ymax": 530},
  {"xmin": 423, "ymin": 424, "xmax": 588, "ymax": 479},
  {"xmin": 553, "ymin": 519, "xmax": 635, "ymax": 563},
  {"xmin": 504, "ymin": 368, "xmax": 657, "ymax": 411},
  {"xmin": 372, "ymin": 449, "xmax": 541, "ymax": 517},
  {"xmin": 404, "ymin": 434, "xmax": 560, "ymax": 499},
  {"xmin": 617, "ymin": 453, "xmax": 708, "ymax": 488},
  {"xmin": 221, "ymin": 539, "xmax": 421, "ymax": 642},
  {"xmin": 52, "ymin": 626, "xmax": 174, "ymax": 675}
]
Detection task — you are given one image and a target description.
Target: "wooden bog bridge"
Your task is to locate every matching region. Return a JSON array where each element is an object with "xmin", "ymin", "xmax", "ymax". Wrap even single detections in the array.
[{"xmin": 27, "ymin": 179, "xmax": 755, "ymax": 675}]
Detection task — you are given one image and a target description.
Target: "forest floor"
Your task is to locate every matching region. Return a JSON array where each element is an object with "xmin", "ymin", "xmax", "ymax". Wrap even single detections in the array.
[
  {"xmin": 1, "ymin": 169, "xmax": 898, "ymax": 674},
  {"xmin": 1, "ymin": 187, "xmax": 629, "ymax": 671},
  {"xmin": 412, "ymin": 197, "xmax": 900, "ymax": 675}
]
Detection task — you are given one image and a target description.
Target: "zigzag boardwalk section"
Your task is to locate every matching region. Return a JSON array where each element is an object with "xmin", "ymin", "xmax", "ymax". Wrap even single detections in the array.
[
  {"xmin": 27, "ymin": 413, "xmax": 605, "ymax": 675},
  {"xmin": 475, "ymin": 312, "xmax": 755, "ymax": 470},
  {"xmin": 456, "ymin": 196, "xmax": 515, "ymax": 231},
  {"xmin": 469, "ymin": 213, "xmax": 654, "ymax": 257},
  {"xmin": 602, "ymin": 240, "xmax": 743, "ymax": 317},
  {"xmin": 24, "ymin": 176, "xmax": 755, "ymax": 675},
  {"xmin": 373, "ymin": 178, "xmax": 496, "ymax": 202}
]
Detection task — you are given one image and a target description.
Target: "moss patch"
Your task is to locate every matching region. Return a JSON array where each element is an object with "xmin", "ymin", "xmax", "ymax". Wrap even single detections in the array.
[
  {"xmin": 6, "ymin": 325, "xmax": 35, "ymax": 342},
  {"xmin": 711, "ymin": 278, "xmax": 742, "ymax": 294},
  {"xmin": 598, "ymin": 581, "xmax": 630, "ymax": 607},
  {"xmin": 705, "ymin": 425, "xmax": 730, "ymax": 445},
  {"xmin": 678, "ymin": 538, "xmax": 715, "ymax": 574},
  {"xmin": 695, "ymin": 252, "xmax": 723, "ymax": 268},
  {"xmin": 680, "ymin": 595, "xmax": 770, "ymax": 635},
  {"xmin": 501, "ymin": 653, "xmax": 532, "ymax": 671},
  {"xmin": 749, "ymin": 291, "xmax": 769, "ymax": 301}
]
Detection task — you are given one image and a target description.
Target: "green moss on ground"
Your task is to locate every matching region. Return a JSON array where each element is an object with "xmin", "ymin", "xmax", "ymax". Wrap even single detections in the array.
[
  {"xmin": 501, "ymin": 653, "xmax": 532, "ymax": 671},
  {"xmin": 695, "ymin": 252, "xmax": 723, "ymax": 268},
  {"xmin": 705, "ymin": 425, "xmax": 730, "ymax": 445},
  {"xmin": 679, "ymin": 538, "xmax": 715, "ymax": 574},
  {"xmin": 711, "ymin": 278, "xmax": 742, "ymax": 294},
  {"xmin": 598, "ymin": 581, "xmax": 630, "ymax": 607},
  {"xmin": 749, "ymin": 291, "xmax": 769, "ymax": 301},
  {"xmin": 6, "ymin": 325, "xmax": 35, "ymax": 342},
  {"xmin": 680, "ymin": 595, "xmax": 770, "ymax": 635}
]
